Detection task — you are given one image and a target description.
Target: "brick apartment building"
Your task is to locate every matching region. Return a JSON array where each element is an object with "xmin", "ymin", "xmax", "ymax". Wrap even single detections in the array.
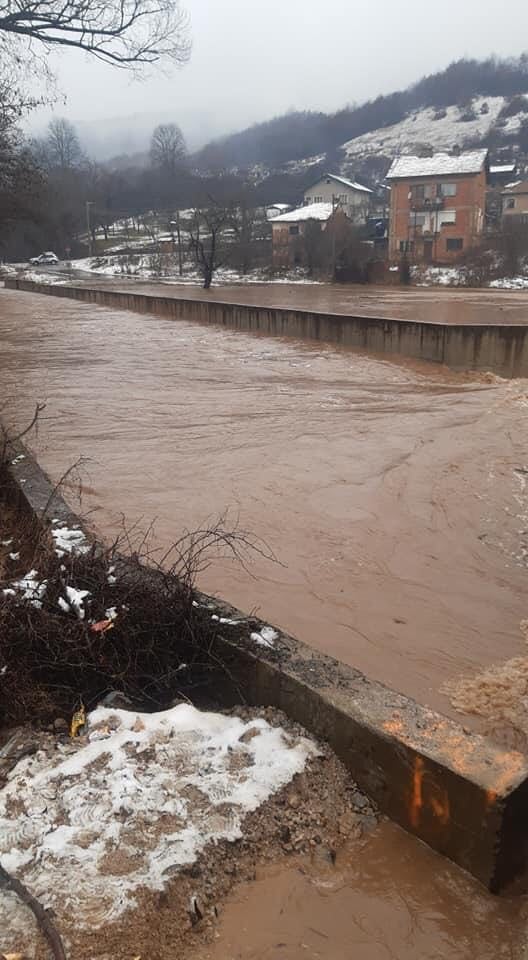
[{"xmin": 386, "ymin": 149, "xmax": 488, "ymax": 263}]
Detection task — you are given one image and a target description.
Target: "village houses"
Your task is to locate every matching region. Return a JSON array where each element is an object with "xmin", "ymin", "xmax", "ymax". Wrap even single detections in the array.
[
  {"xmin": 270, "ymin": 173, "xmax": 372, "ymax": 268},
  {"xmin": 386, "ymin": 149, "xmax": 488, "ymax": 263}
]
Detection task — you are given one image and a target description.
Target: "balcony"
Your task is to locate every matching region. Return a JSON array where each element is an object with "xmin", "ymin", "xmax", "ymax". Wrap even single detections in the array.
[{"xmin": 410, "ymin": 197, "xmax": 444, "ymax": 212}]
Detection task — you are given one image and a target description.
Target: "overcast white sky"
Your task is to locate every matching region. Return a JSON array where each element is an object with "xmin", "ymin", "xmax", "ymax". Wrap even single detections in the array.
[{"xmin": 28, "ymin": 0, "xmax": 528, "ymax": 154}]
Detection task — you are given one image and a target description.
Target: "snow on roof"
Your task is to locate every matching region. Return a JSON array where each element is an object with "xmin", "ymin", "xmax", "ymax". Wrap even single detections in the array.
[
  {"xmin": 270, "ymin": 202, "xmax": 334, "ymax": 223},
  {"xmin": 502, "ymin": 179, "xmax": 528, "ymax": 194},
  {"xmin": 490, "ymin": 164, "xmax": 516, "ymax": 173},
  {"xmin": 387, "ymin": 149, "xmax": 488, "ymax": 180},
  {"xmin": 307, "ymin": 173, "xmax": 372, "ymax": 194},
  {"xmin": 267, "ymin": 203, "xmax": 291, "ymax": 210}
]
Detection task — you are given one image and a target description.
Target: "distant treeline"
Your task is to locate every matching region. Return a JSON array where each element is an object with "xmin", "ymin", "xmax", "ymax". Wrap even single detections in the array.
[{"xmin": 193, "ymin": 56, "xmax": 528, "ymax": 170}]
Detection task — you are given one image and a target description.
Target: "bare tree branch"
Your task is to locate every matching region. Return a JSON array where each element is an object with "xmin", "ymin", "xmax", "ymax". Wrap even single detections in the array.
[
  {"xmin": 0, "ymin": 0, "xmax": 191, "ymax": 69},
  {"xmin": 0, "ymin": 861, "xmax": 67, "ymax": 960}
]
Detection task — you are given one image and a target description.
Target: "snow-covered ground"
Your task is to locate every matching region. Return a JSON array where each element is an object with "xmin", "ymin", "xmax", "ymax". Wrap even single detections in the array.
[
  {"xmin": 0, "ymin": 704, "xmax": 316, "ymax": 944},
  {"xmin": 29, "ymin": 256, "xmax": 322, "ymax": 286},
  {"xmin": 490, "ymin": 275, "xmax": 528, "ymax": 289},
  {"xmin": 341, "ymin": 97, "xmax": 507, "ymax": 163},
  {"xmin": 414, "ymin": 265, "xmax": 528, "ymax": 289},
  {"xmin": 413, "ymin": 266, "xmax": 468, "ymax": 286}
]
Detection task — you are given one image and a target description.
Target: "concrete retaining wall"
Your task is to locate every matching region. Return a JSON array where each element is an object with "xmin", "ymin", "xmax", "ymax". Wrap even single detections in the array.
[
  {"xmin": 4, "ymin": 440, "xmax": 528, "ymax": 893},
  {"xmin": 6, "ymin": 277, "xmax": 528, "ymax": 377}
]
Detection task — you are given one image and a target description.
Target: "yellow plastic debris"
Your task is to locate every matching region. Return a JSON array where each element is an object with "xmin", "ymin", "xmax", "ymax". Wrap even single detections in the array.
[{"xmin": 70, "ymin": 703, "xmax": 86, "ymax": 738}]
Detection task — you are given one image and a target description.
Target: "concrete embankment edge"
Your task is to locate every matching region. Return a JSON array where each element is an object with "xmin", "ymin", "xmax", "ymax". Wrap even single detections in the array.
[
  {"xmin": 6, "ymin": 277, "xmax": 528, "ymax": 377},
  {"xmin": 4, "ymin": 441, "xmax": 528, "ymax": 893}
]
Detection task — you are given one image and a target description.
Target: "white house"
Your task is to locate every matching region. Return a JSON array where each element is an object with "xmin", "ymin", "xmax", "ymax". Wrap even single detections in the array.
[{"xmin": 304, "ymin": 173, "xmax": 372, "ymax": 224}]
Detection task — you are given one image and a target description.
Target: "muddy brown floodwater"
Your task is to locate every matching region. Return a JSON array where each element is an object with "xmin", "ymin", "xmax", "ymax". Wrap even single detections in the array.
[
  {"xmin": 193, "ymin": 822, "xmax": 528, "ymax": 960},
  {"xmin": 72, "ymin": 275, "xmax": 528, "ymax": 325},
  {"xmin": 2, "ymin": 285, "xmax": 528, "ymax": 953},
  {"xmin": 1, "ymin": 285, "xmax": 528, "ymax": 724}
]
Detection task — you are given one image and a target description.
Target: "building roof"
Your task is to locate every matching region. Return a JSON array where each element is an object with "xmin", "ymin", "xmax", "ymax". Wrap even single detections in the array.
[
  {"xmin": 270, "ymin": 202, "xmax": 334, "ymax": 223},
  {"xmin": 502, "ymin": 180, "xmax": 528, "ymax": 195},
  {"xmin": 386, "ymin": 149, "xmax": 488, "ymax": 180},
  {"xmin": 490, "ymin": 164, "xmax": 516, "ymax": 174},
  {"xmin": 266, "ymin": 203, "xmax": 291, "ymax": 210},
  {"xmin": 306, "ymin": 173, "xmax": 373, "ymax": 194}
]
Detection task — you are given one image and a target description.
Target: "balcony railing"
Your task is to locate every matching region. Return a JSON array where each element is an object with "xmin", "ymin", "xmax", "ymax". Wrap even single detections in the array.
[{"xmin": 410, "ymin": 197, "xmax": 445, "ymax": 212}]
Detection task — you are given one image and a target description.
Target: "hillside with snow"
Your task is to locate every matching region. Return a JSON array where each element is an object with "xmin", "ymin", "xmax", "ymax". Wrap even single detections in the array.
[
  {"xmin": 191, "ymin": 58, "xmax": 528, "ymax": 195},
  {"xmin": 341, "ymin": 97, "xmax": 507, "ymax": 163}
]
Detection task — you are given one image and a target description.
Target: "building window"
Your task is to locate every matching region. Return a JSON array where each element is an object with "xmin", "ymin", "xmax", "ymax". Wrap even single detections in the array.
[
  {"xmin": 410, "ymin": 184, "xmax": 433, "ymax": 201},
  {"xmin": 399, "ymin": 240, "xmax": 415, "ymax": 253},
  {"xmin": 438, "ymin": 182, "xmax": 457, "ymax": 197},
  {"xmin": 506, "ymin": 197, "xmax": 515, "ymax": 209},
  {"xmin": 409, "ymin": 213, "xmax": 427, "ymax": 226},
  {"xmin": 446, "ymin": 238, "xmax": 463, "ymax": 251},
  {"xmin": 289, "ymin": 225, "xmax": 299, "ymax": 236},
  {"xmin": 439, "ymin": 209, "xmax": 457, "ymax": 226}
]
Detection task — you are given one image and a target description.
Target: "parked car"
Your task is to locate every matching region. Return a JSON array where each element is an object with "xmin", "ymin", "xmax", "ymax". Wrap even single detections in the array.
[{"xmin": 29, "ymin": 251, "xmax": 59, "ymax": 265}]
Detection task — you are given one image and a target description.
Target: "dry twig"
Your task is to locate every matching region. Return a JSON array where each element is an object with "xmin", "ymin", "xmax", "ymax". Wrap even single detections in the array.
[{"xmin": 0, "ymin": 862, "xmax": 66, "ymax": 960}]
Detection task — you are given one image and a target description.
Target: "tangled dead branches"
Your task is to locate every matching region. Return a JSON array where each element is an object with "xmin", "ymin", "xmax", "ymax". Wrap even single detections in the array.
[
  {"xmin": 0, "ymin": 503, "xmax": 276, "ymax": 725},
  {"xmin": 0, "ymin": 405, "xmax": 277, "ymax": 724}
]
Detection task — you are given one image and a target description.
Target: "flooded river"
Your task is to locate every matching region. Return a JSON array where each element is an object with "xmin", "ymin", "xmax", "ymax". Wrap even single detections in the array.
[
  {"xmin": 1, "ymin": 286, "xmax": 527, "ymax": 722},
  {"xmin": 62, "ymin": 273, "xmax": 528, "ymax": 324},
  {"xmin": 2, "ymin": 285, "xmax": 528, "ymax": 952}
]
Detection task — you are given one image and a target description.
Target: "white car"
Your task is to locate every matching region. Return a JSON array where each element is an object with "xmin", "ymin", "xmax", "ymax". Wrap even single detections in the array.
[{"xmin": 29, "ymin": 251, "xmax": 59, "ymax": 265}]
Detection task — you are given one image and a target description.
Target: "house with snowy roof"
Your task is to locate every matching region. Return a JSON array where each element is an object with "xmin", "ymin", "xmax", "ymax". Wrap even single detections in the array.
[
  {"xmin": 502, "ymin": 180, "xmax": 528, "ymax": 222},
  {"xmin": 304, "ymin": 173, "xmax": 372, "ymax": 225},
  {"xmin": 386, "ymin": 149, "xmax": 488, "ymax": 264},
  {"xmin": 270, "ymin": 202, "xmax": 351, "ymax": 267}
]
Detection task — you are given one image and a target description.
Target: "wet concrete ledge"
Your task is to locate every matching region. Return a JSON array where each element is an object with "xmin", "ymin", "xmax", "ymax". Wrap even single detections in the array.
[
  {"xmin": 4, "ymin": 440, "xmax": 528, "ymax": 894},
  {"xmin": 6, "ymin": 277, "xmax": 528, "ymax": 378}
]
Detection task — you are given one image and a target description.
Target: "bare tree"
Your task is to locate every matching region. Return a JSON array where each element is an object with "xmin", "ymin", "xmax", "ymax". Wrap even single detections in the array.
[
  {"xmin": 45, "ymin": 117, "xmax": 84, "ymax": 170},
  {"xmin": 150, "ymin": 123, "xmax": 186, "ymax": 174},
  {"xmin": 0, "ymin": 72, "xmax": 44, "ymax": 240},
  {"xmin": 189, "ymin": 202, "xmax": 231, "ymax": 289},
  {"xmin": 0, "ymin": 0, "xmax": 191, "ymax": 68}
]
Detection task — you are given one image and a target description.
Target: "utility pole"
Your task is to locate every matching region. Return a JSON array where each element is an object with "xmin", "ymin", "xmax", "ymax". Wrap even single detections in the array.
[
  {"xmin": 86, "ymin": 201, "xmax": 95, "ymax": 257},
  {"xmin": 170, "ymin": 214, "xmax": 183, "ymax": 276}
]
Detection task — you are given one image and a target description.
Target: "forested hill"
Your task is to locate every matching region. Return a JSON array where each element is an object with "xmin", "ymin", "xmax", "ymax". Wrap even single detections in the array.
[{"xmin": 193, "ymin": 56, "xmax": 528, "ymax": 171}]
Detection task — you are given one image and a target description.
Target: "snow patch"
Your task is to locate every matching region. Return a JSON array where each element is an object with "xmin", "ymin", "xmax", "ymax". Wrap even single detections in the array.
[
  {"xmin": 65, "ymin": 585, "xmax": 91, "ymax": 620},
  {"xmin": 10, "ymin": 570, "xmax": 47, "ymax": 608},
  {"xmin": 490, "ymin": 276, "xmax": 528, "ymax": 289},
  {"xmin": 0, "ymin": 704, "xmax": 316, "ymax": 940},
  {"xmin": 51, "ymin": 525, "xmax": 89, "ymax": 558},
  {"xmin": 250, "ymin": 626, "xmax": 278, "ymax": 648}
]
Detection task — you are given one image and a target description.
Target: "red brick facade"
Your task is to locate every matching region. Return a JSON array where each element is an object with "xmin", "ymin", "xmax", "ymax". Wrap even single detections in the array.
[{"xmin": 388, "ymin": 169, "xmax": 487, "ymax": 264}]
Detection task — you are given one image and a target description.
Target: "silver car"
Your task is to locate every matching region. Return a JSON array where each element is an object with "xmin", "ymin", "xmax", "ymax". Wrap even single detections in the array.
[{"xmin": 29, "ymin": 251, "xmax": 59, "ymax": 265}]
